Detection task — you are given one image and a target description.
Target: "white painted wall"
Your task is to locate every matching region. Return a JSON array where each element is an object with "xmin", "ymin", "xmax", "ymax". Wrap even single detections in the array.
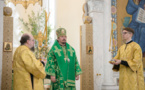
[
  {"xmin": 55, "ymin": 0, "xmax": 85, "ymax": 90},
  {"xmin": 0, "ymin": 0, "xmax": 5, "ymax": 88}
]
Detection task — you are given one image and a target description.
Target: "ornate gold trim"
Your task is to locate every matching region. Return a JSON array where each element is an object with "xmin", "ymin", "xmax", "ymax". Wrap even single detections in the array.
[
  {"xmin": 67, "ymin": 80, "xmax": 75, "ymax": 83},
  {"xmin": 5, "ymin": 0, "xmax": 42, "ymax": 9}
]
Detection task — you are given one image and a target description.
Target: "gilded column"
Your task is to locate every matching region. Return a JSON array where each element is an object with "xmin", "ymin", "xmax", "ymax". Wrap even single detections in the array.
[
  {"xmin": 1, "ymin": 7, "xmax": 13, "ymax": 90},
  {"xmin": 81, "ymin": 24, "xmax": 94, "ymax": 90}
]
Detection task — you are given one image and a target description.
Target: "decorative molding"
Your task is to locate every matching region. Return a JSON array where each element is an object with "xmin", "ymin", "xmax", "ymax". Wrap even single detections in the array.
[
  {"xmin": 5, "ymin": 0, "xmax": 42, "ymax": 9},
  {"xmin": 87, "ymin": 0, "xmax": 104, "ymax": 13},
  {"xmin": 111, "ymin": 0, "xmax": 118, "ymax": 57}
]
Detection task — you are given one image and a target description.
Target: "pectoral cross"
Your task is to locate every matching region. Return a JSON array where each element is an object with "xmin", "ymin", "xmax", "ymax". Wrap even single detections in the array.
[
  {"xmin": 64, "ymin": 58, "xmax": 67, "ymax": 62},
  {"xmin": 64, "ymin": 58, "xmax": 70, "ymax": 63},
  {"xmin": 68, "ymin": 46, "xmax": 74, "ymax": 56},
  {"xmin": 54, "ymin": 46, "xmax": 61, "ymax": 56}
]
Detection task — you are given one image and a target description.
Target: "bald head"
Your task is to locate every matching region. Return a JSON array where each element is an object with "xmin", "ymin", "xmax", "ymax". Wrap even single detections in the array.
[
  {"xmin": 20, "ymin": 33, "xmax": 31, "ymax": 45},
  {"xmin": 20, "ymin": 33, "xmax": 34, "ymax": 50}
]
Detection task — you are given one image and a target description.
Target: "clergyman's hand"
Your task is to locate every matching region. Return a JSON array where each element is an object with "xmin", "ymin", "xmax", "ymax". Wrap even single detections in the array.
[
  {"xmin": 114, "ymin": 59, "xmax": 121, "ymax": 65},
  {"xmin": 75, "ymin": 75, "xmax": 79, "ymax": 80},
  {"xmin": 51, "ymin": 76, "xmax": 56, "ymax": 82}
]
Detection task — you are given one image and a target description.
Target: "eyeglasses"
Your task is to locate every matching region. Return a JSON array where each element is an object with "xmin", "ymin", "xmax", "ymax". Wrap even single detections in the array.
[{"xmin": 122, "ymin": 32, "xmax": 131, "ymax": 35}]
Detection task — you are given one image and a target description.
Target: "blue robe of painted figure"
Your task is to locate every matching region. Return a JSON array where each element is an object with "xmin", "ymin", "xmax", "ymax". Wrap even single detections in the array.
[{"xmin": 126, "ymin": 0, "xmax": 145, "ymax": 52}]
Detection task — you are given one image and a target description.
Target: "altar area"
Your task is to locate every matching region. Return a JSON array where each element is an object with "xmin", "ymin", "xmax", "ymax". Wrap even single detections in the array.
[
  {"xmin": 0, "ymin": 0, "xmax": 84, "ymax": 89},
  {"xmin": 0, "ymin": 0, "xmax": 145, "ymax": 90},
  {"xmin": 0, "ymin": 0, "xmax": 53, "ymax": 89}
]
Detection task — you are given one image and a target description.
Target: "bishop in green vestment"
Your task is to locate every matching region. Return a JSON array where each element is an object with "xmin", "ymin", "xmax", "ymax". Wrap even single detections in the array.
[{"xmin": 45, "ymin": 28, "xmax": 82, "ymax": 90}]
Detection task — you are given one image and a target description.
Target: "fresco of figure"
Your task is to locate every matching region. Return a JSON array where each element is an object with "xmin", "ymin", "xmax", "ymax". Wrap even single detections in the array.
[{"xmin": 126, "ymin": 0, "xmax": 145, "ymax": 53}]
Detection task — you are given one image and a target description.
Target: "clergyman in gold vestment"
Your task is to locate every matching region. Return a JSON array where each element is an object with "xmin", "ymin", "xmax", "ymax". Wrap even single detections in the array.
[
  {"xmin": 13, "ymin": 34, "xmax": 46, "ymax": 90},
  {"xmin": 110, "ymin": 27, "xmax": 145, "ymax": 90}
]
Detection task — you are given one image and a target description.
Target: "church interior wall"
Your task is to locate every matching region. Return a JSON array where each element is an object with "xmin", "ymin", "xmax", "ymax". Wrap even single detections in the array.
[
  {"xmin": 7, "ymin": 0, "xmax": 85, "ymax": 89},
  {"xmin": 0, "ymin": 0, "xmax": 118, "ymax": 90},
  {"xmin": 6, "ymin": 1, "xmax": 48, "ymax": 54}
]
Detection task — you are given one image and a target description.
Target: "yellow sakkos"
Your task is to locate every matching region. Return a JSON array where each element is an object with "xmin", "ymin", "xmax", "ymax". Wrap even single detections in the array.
[
  {"xmin": 113, "ymin": 42, "xmax": 145, "ymax": 90},
  {"xmin": 13, "ymin": 45, "xmax": 46, "ymax": 90}
]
